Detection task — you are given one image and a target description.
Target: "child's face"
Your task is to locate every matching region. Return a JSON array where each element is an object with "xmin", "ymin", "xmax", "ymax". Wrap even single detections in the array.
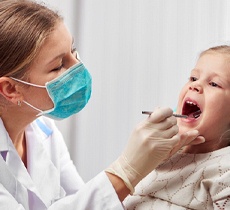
[{"xmin": 177, "ymin": 52, "xmax": 230, "ymax": 152}]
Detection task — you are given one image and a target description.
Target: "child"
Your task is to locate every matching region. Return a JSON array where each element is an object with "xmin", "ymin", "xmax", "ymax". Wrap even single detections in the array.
[{"xmin": 123, "ymin": 45, "xmax": 230, "ymax": 210}]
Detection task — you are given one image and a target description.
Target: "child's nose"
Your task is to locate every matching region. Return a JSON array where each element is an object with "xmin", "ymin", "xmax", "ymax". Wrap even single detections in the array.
[{"xmin": 189, "ymin": 82, "xmax": 203, "ymax": 93}]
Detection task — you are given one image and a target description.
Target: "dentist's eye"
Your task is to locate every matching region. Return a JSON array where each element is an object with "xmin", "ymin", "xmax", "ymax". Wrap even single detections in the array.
[
  {"xmin": 71, "ymin": 47, "xmax": 80, "ymax": 60},
  {"xmin": 71, "ymin": 47, "xmax": 77, "ymax": 54},
  {"xmin": 189, "ymin": 76, "xmax": 197, "ymax": 82},
  {"xmin": 52, "ymin": 64, "xmax": 63, "ymax": 71}
]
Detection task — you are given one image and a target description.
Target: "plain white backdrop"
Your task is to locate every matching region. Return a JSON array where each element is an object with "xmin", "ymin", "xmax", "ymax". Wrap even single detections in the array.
[{"xmin": 43, "ymin": 0, "xmax": 230, "ymax": 181}]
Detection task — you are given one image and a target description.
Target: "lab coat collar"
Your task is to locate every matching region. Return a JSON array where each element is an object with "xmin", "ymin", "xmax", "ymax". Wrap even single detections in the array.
[
  {"xmin": 0, "ymin": 119, "xmax": 10, "ymax": 152},
  {"xmin": 0, "ymin": 118, "xmax": 65, "ymax": 208},
  {"xmin": 26, "ymin": 118, "xmax": 65, "ymax": 206},
  {"xmin": 0, "ymin": 118, "xmax": 46, "ymax": 208}
]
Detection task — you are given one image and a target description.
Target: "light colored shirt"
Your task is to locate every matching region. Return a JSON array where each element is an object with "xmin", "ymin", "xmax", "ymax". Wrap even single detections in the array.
[
  {"xmin": 0, "ymin": 117, "xmax": 124, "ymax": 210},
  {"xmin": 124, "ymin": 147, "xmax": 230, "ymax": 210}
]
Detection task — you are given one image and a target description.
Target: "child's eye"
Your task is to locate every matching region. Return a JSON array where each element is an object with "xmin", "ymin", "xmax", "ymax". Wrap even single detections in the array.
[
  {"xmin": 52, "ymin": 64, "xmax": 63, "ymax": 71},
  {"xmin": 189, "ymin": 76, "xmax": 197, "ymax": 82},
  {"xmin": 209, "ymin": 81, "xmax": 219, "ymax": 87}
]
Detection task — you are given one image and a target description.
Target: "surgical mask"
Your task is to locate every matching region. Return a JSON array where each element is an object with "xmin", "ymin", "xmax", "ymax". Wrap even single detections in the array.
[{"xmin": 11, "ymin": 62, "xmax": 92, "ymax": 120}]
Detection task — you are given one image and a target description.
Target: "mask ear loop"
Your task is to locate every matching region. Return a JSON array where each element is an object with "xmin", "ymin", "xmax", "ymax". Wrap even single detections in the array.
[
  {"xmin": 10, "ymin": 77, "xmax": 46, "ymax": 88},
  {"xmin": 22, "ymin": 100, "xmax": 43, "ymax": 116},
  {"xmin": 10, "ymin": 77, "xmax": 46, "ymax": 115}
]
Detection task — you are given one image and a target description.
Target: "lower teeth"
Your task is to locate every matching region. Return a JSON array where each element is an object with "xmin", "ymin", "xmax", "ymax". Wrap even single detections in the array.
[{"xmin": 190, "ymin": 110, "xmax": 201, "ymax": 118}]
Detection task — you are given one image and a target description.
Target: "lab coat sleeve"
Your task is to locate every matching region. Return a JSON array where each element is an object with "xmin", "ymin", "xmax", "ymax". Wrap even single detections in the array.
[
  {"xmin": 0, "ymin": 183, "xmax": 25, "ymax": 210},
  {"xmin": 49, "ymin": 171, "xmax": 124, "ymax": 210},
  {"xmin": 39, "ymin": 117, "xmax": 124, "ymax": 209}
]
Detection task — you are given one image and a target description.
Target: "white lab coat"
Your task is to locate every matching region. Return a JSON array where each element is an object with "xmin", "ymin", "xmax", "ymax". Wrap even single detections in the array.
[{"xmin": 0, "ymin": 117, "xmax": 124, "ymax": 210}]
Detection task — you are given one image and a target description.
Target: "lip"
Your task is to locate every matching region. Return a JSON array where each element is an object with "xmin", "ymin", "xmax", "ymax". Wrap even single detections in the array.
[
  {"xmin": 182, "ymin": 115, "xmax": 200, "ymax": 122},
  {"xmin": 181, "ymin": 97, "xmax": 202, "ymax": 120}
]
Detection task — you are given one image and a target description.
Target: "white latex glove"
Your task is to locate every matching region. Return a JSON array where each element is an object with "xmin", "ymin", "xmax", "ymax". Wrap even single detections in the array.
[{"xmin": 105, "ymin": 107, "xmax": 204, "ymax": 194}]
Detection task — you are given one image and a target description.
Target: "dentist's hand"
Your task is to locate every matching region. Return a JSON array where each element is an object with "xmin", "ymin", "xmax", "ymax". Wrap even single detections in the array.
[
  {"xmin": 169, "ymin": 130, "xmax": 205, "ymax": 157},
  {"xmin": 106, "ymin": 107, "xmax": 204, "ymax": 194}
]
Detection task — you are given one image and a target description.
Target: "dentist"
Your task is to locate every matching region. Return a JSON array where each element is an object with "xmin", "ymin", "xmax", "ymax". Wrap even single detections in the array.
[{"xmin": 0, "ymin": 1, "xmax": 204, "ymax": 209}]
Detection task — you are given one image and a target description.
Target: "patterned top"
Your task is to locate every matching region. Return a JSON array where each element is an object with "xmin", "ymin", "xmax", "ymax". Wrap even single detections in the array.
[{"xmin": 123, "ymin": 146, "xmax": 230, "ymax": 210}]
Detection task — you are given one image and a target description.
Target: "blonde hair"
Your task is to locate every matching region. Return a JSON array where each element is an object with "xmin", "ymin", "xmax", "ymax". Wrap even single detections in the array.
[
  {"xmin": 0, "ymin": 0, "xmax": 62, "ymax": 79},
  {"xmin": 200, "ymin": 45, "xmax": 230, "ymax": 57}
]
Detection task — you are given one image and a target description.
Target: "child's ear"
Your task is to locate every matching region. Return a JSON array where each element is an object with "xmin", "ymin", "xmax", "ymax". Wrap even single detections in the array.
[{"xmin": 0, "ymin": 77, "xmax": 23, "ymax": 105}]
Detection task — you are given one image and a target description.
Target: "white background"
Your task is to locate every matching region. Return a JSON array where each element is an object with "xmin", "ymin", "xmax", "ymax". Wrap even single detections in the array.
[{"xmin": 43, "ymin": 0, "xmax": 230, "ymax": 181}]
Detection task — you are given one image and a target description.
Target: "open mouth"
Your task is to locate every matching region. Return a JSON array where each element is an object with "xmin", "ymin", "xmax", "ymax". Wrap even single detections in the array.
[{"xmin": 182, "ymin": 100, "xmax": 202, "ymax": 119}]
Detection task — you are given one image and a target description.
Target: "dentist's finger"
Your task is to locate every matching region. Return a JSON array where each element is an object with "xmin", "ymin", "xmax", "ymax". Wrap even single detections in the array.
[
  {"xmin": 168, "ymin": 130, "xmax": 203, "ymax": 157},
  {"xmin": 187, "ymin": 136, "xmax": 205, "ymax": 145}
]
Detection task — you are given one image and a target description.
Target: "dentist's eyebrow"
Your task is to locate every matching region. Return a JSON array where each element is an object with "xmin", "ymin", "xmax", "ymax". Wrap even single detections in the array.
[
  {"xmin": 47, "ymin": 53, "xmax": 65, "ymax": 65},
  {"xmin": 47, "ymin": 37, "xmax": 75, "ymax": 65}
]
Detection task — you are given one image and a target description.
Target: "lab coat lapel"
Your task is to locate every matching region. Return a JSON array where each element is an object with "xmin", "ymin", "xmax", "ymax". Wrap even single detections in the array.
[
  {"xmin": 26, "ymin": 121, "xmax": 65, "ymax": 206},
  {"xmin": 0, "ymin": 153, "xmax": 29, "ymax": 209},
  {"xmin": 0, "ymin": 119, "xmax": 45, "ymax": 209},
  {"xmin": 8, "ymin": 143, "xmax": 49, "ymax": 209}
]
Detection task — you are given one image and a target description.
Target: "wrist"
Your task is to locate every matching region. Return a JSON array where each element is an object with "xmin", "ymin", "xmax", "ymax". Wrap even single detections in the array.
[
  {"xmin": 105, "ymin": 155, "xmax": 143, "ymax": 195},
  {"xmin": 105, "ymin": 171, "xmax": 130, "ymax": 201}
]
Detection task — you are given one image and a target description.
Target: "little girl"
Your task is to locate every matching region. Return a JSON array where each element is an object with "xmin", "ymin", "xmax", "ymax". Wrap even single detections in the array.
[{"xmin": 124, "ymin": 45, "xmax": 230, "ymax": 210}]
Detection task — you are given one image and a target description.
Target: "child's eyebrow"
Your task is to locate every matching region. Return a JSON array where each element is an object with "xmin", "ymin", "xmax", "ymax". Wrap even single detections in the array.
[{"xmin": 190, "ymin": 68, "xmax": 200, "ymax": 73}]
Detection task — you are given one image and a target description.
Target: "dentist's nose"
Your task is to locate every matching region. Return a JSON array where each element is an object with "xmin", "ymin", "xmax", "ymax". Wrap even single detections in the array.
[
  {"xmin": 67, "ymin": 51, "xmax": 81, "ymax": 69},
  {"xmin": 189, "ymin": 82, "xmax": 203, "ymax": 93}
]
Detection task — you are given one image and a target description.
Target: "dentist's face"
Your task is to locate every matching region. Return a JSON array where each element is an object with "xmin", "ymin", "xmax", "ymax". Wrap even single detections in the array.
[
  {"xmin": 20, "ymin": 21, "xmax": 79, "ymax": 114},
  {"xmin": 177, "ymin": 52, "xmax": 230, "ymax": 152}
]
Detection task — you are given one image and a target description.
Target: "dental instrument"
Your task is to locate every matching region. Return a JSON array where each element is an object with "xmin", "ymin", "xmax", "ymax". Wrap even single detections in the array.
[
  {"xmin": 142, "ymin": 111, "xmax": 188, "ymax": 118},
  {"xmin": 142, "ymin": 110, "xmax": 201, "ymax": 119}
]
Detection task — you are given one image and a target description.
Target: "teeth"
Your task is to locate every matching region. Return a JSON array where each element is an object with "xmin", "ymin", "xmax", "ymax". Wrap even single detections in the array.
[{"xmin": 186, "ymin": 101, "xmax": 197, "ymax": 106}]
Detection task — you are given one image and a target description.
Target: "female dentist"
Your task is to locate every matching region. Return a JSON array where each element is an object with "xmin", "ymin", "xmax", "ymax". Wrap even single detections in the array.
[{"xmin": 0, "ymin": 0, "xmax": 204, "ymax": 209}]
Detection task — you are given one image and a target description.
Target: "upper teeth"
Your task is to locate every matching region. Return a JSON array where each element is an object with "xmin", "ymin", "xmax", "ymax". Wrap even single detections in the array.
[{"xmin": 186, "ymin": 101, "xmax": 197, "ymax": 106}]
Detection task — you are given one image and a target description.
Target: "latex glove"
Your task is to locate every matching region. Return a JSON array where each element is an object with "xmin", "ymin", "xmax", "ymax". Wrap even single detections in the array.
[
  {"xmin": 105, "ymin": 107, "xmax": 203, "ymax": 194},
  {"xmin": 169, "ymin": 130, "xmax": 205, "ymax": 157}
]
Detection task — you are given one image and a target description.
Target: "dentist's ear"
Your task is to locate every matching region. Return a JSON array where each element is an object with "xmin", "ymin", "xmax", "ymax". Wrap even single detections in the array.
[{"xmin": 0, "ymin": 77, "xmax": 23, "ymax": 105}]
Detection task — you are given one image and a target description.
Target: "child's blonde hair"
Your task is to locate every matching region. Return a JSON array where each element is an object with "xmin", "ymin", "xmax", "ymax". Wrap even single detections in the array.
[{"xmin": 200, "ymin": 45, "xmax": 230, "ymax": 57}]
